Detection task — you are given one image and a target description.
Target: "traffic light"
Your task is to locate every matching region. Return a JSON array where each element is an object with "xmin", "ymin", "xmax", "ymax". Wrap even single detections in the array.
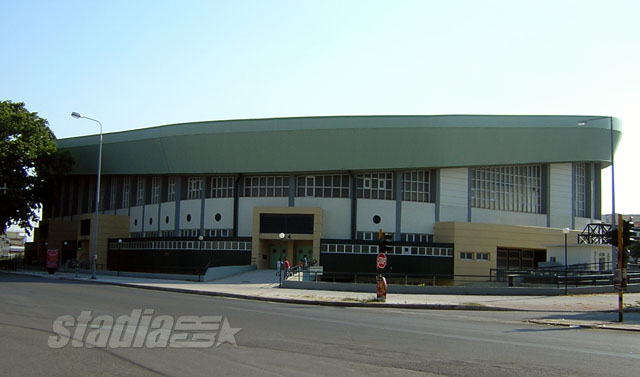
[
  {"xmin": 622, "ymin": 220, "xmax": 632, "ymax": 248},
  {"xmin": 621, "ymin": 248, "xmax": 630, "ymax": 267},
  {"xmin": 605, "ymin": 226, "xmax": 618, "ymax": 247},
  {"xmin": 604, "ymin": 220, "xmax": 636, "ymax": 248},
  {"xmin": 378, "ymin": 229, "xmax": 393, "ymax": 253}
]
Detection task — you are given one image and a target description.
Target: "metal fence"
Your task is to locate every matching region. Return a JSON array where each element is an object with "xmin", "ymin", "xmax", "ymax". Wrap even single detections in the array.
[{"xmin": 289, "ymin": 266, "xmax": 640, "ymax": 287}]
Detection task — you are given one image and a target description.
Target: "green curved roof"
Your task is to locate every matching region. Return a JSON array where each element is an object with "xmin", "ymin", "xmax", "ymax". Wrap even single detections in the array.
[{"xmin": 58, "ymin": 115, "xmax": 621, "ymax": 175}]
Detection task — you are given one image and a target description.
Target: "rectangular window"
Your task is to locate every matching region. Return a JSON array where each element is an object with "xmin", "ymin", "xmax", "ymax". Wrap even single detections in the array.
[
  {"xmin": 471, "ymin": 165, "xmax": 541, "ymax": 213},
  {"xmin": 242, "ymin": 176, "xmax": 289, "ymax": 197},
  {"xmin": 109, "ymin": 177, "xmax": 118, "ymax": 210},
  {"xmin": 296, "ymin": 174, "xmax": 350, "ymax": 198},
  {"xmin": 401, "ymin": 233, "xmax": 431, "ymax": 243},
  {"xmin": 356, "ymin": 172, "xmax": 393, "ymax": 200},
  {"xmin": 80, "ymin": 219, "xmax": 91, "ymax": 236},
  {"xmin": 402, "ymin": 170, "xmax": 431, "ymax": 202},
  {"xmin": 150, "ymin": 176, "xmax": 161, "ymax": 204},
  {"xmin": 180, "ymin": 229, "xmax": 200, "ymax": 237},
  {"xmin": 136, "ymin": 177, "xmax": 145, "ymax": 206},
  {"xmin": 187, "ymin": 177, "xmax": 203, "ymax": 200},
  {"xmin": 121, "ymin": 177, "xmax": 130, "ymax": 209},
  {"xmin": 477, "ymin": 252, "xmax": 489, "ymax": 261},
  {"xmin": 204, "ymin": 229, "xmax": 233, "ymax": 237},
  {"xmin": 497, "ymin": 247, "xmax": 546, "ymax": 270},
  {"xmin": 356, "ymin": 231, "xmax": 376, "ymax": 241},
  {"xmin": 210, "ymin": 176, "xmax": 235, "ymax": 198},
  {"xmin": 574, "ymin": 163, "xmax": 586, "ymax": 217},
  {"xmin": 460, "ymin": 252, "xmax": 474, "ymax": 260},
  {"xmin": 167, "ymin": 176, "xmax": 176, "ymax": 202}
]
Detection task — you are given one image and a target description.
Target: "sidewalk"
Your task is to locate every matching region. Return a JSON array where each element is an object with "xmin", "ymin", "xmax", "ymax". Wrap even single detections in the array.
[{"xmin": 5, "ymin": 269, "xmax": 640, "ymax": 332}]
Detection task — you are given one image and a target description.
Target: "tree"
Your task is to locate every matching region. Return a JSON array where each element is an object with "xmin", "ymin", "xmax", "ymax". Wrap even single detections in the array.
[{"xmin": 0, "ymin": 101, "xmax": 73, "ymax": 234}]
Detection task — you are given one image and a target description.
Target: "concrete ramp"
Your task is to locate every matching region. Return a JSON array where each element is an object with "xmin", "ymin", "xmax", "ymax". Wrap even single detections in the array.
[
  {"xmin": 201, "ymin": 266, "xmax": 288, "ymax": 286},
  {"xmin": 200, "ymin": 265, "xmax": 257, "ymax": 282}
]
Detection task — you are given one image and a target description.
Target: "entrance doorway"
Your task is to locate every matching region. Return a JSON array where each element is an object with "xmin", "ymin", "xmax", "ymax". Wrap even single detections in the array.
[
  {"xmin": 60, "ymin": 240, "xmax": 77, "ymax": 265},
  {"xmin": 296, "ymin": 243, "xmax": 313, "ymax": 267},
  {"xmin": 269, "ymin": 244, "xmax": 287, "ymax": 269}
]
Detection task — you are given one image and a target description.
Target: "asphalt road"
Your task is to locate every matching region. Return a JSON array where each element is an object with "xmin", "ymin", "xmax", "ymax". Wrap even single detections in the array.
[{"xmin": 0, "ymin": 273, "xmax": 638, "ymax": 377}]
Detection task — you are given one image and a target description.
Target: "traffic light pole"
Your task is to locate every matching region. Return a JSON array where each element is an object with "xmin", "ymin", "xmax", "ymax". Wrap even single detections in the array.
[{"xmin": 617, "ymin": 214, "xmax": 623, "ymax": 323}]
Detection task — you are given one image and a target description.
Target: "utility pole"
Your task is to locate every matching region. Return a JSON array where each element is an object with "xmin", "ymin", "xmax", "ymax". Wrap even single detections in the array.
[{"xmin": 617, "ymin": 214, "xmax": 624, "ymax": 322}]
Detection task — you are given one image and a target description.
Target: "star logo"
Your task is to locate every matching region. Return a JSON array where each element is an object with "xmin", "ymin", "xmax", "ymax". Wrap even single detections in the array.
[{"xmin": 215, "ymin": 317, "xmax": 241, "ymax": 347}]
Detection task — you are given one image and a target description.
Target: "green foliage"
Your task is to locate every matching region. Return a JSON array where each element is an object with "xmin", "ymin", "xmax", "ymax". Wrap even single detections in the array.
[{"xmin": 0, "ymin": 100, "xmax": 73, "ymax": 234}]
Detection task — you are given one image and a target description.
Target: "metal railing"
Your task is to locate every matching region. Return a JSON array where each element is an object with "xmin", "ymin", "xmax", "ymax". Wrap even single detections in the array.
[
  {"xmin": 288, "ymin": 268, "xmax": 640, "ymax": 287},
  {"xmin": 292, "ymin": 271, "xmax": 457, "ymax": 285}
]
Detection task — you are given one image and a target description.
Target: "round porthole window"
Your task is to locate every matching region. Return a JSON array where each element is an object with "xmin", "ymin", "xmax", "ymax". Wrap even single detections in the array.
[
  {"xmin": 149, "ymin": 218, "xmax": 153, "ymax": 225},
  {"xmin": 215, "ymin": 213, "xmax": 222, "ymax": 222},
  {"xmin": 186, "ymin": 214, "xmax": 192, "ymax": 222},
  {"xmin": 165, "ymin": 216, "xmax": 170, "ymax": 224},
  {"xmin": 134, "ymin": 219, "xmax": 138, "ymax": 226},
  {"xmin": 373, "ymin": 215, "xmax": 381, "ymax": 224}
]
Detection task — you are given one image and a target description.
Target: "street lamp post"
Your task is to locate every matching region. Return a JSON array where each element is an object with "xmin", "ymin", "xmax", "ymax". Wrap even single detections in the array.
[
  {"xmin": 278, "ymin": 232, "xmax": 285, "ymax": 288},
  {"xmin": 563, "ymin": 227, "xmax": 570, "ymax": 295},
  {"xmin": 71, "ymin": 112, "xmax": 103, "ymax": 279}
]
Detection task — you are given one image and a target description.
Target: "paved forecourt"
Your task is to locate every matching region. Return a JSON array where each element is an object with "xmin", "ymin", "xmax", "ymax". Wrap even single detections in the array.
[{"xmin": 5, "ymin": 268, "xmax": 639, "ymax": 314}]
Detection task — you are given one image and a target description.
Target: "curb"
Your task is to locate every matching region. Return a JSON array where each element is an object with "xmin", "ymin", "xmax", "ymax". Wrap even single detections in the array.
[{"xmin": 526, "ymin": 319, "xmax": 640, "ymax": 332}]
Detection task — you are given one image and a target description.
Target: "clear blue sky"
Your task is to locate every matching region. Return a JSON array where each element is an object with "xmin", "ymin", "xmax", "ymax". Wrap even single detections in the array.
[{"xmin": 2, "ymin": 0, "xmax": 638, "ymax": 214}]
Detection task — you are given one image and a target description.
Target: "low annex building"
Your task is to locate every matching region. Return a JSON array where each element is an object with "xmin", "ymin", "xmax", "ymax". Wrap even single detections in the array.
[{"xmin": 31, "ymin": 115, "xmax": 619, "ymax": 281}]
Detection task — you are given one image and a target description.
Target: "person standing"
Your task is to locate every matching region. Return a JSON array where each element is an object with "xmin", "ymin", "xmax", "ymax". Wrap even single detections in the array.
[
  {"xmin": 284, "ymin": 257, "xmax": 291, "ymax": 277},
  {"xmin": 276, "ymin": 258, "xmax": 281, "ymax": 276}
]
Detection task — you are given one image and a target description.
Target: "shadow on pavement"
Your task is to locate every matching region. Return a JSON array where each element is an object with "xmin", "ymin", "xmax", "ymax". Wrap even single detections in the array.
[{"xmin": 539, "ymin": 311, "xmax": 640, "ymax": 324}]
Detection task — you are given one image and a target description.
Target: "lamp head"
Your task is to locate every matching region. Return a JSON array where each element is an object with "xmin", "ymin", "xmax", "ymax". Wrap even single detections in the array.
[
  {"xmin": 562, "ymin": 227, "xmax": 570, "ymax": 235},
  {"xmin": 71, "ymin": 112, "xmax": 83, "ymax": 119}
]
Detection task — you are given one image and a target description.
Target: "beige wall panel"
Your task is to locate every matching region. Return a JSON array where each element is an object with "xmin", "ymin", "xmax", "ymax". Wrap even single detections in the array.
[
  {"xmin": 239, "ymin": 198, "xmax": 289, "ymax": 237},
  {"xmin": 471, "ymin": 208, "xmax": 547, "ymax": 227},
  {"xmin": 436, "ymin": 222, "xmax": 581, "ymax": 279},
  {"xmin": 251, "ymin": 206, "xmax": 322, "ymax": 269}
]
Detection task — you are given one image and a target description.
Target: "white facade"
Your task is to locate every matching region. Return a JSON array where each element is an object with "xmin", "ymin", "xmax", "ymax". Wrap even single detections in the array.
[
  {"xmin": 401, "ymin": 202, "xmax": 437, "ymax": 234},
  {"xmin": 438, "ymin": 168, "xmax": 468, "ymax": 222},
  {"xmin": 107, "ymin": 163, "xmax": 602, "ymax": 240},
  {"xmin": 549, "ymin": 163, "xmax": 573, "ymax": 229},
  {"xmin": 546, "ymin": 244, "xmax": 611, "ymax": 270},
  {"xmin": 356, "ymin": 199, "xmax": 396, "ymax": 234},
  {"xmin": 296, "ymin": 197, "xmax": 350, "ymax": 239},
  {"xmin": 203, "ymin": 198, "xmax": 234, "ymax": 230}
]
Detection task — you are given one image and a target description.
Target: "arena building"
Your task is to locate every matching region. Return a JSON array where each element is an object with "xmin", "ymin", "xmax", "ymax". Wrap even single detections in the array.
[{"xmin": 31, "ymin": 115, "xmax": 619, "ymax": 281}]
